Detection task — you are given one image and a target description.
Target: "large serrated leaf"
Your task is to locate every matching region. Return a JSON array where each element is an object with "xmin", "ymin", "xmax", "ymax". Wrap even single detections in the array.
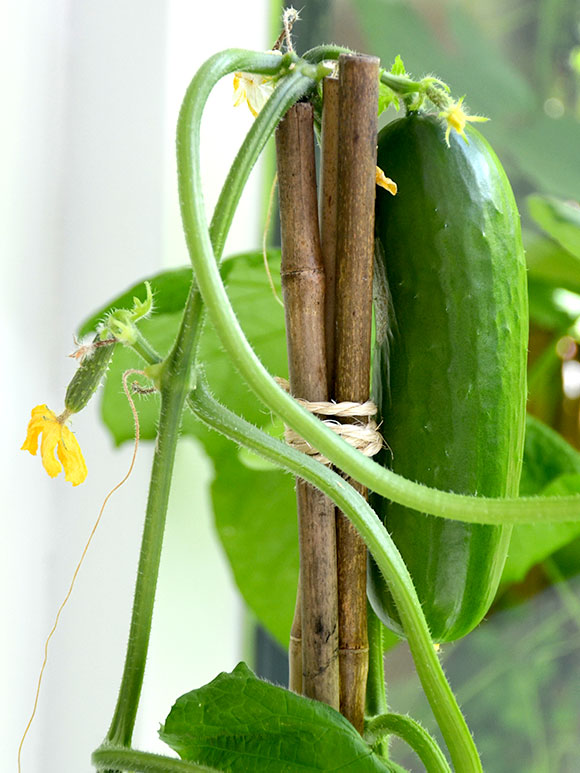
[
  {"xmin": 501, "ymin": 416, "xmax": 580, "ymax": 585},
  {"xmin": 159, "ymin": 663, "xmax": 391, "ymax": 772},
  {"xmin": 77, "ymin": 252, "xmax": 262, "ymax": 338}
]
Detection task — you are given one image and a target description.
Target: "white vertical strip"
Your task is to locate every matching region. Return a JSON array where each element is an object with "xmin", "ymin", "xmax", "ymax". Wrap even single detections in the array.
[{"xmin": 2, "ymin": 0, "xmax": 70, "ymax": 768}]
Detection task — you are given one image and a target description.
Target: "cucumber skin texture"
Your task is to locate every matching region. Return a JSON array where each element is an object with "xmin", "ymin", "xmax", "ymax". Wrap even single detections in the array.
[
  {"xmin": 368, "ymin": 114, "xmax": 528, "ymax": 643},
  {"xmin": 65, "ymin": 338, "xmax": 115, "ymax": 414}
]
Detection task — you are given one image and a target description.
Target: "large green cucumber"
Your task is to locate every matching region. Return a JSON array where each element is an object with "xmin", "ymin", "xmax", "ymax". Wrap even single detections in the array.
[{"xmin": 368, "ymin": 113, "xmax": 528, "ymax": 643}]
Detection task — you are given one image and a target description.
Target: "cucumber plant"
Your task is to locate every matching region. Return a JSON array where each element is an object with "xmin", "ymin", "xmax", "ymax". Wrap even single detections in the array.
[{"xmin": 19, "ymin": 17, "xmax": 580, "ymax": 773}]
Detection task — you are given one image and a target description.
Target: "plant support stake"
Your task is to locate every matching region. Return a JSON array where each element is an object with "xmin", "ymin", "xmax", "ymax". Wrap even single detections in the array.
[
  {"xmin": 276, "ymin": 102, "xmax": 340, "ymax": 709},
  {"xmin": 333, "ymin": 53, "xmax": 380, "ymax": 733}
]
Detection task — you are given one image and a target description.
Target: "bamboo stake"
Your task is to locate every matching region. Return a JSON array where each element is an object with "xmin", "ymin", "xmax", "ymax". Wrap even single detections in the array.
[
  {"xmin": 276, "ymin": 103, "xmax": 340, "ymax": 709},
  {"xmin": 319, "ymin": 76, "xmax": 340, "ymax": 394},
  {"xmin": 288, "ymin": 581, "xmax": 302, "ymax": 695},
  {"xmin": 333, "ymin": 53, "xmax": 379, "ymax": 733}
]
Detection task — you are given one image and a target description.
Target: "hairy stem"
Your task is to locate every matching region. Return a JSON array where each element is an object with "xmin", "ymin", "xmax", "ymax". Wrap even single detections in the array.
[
  {"xmin": 186, "ymin": 381, "xmax": 481, "ymax": 772},
  {"xmin": 364, "ymin": 713, "xmax": 452, "ymax": 773},
  {"xmin": 366, "ymin": 605, "xmax": 389, "ymax": 762},
  {"xmin": 105, "ymin": 308, "xmax": 200, "ymax": 748},
  {"xmin": 93, "ymin": 747, "xmax": 217, "ymax": 773}
]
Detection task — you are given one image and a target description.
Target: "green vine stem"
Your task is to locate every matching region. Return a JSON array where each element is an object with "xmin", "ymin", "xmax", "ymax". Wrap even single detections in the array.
[
  {"xmin": 365, "ymin": 713, "xmax": 452, "ymax": 773},
  {"xmin": 92, "ymin": 747, "xmax": 218, "ymax": 773},
  {"xmin": 186, "ymin": 380, "xmax": 479, "ymax": 772},
  {"xmin": 103, "ymin": 49, "xmax": 322, "ymax": 753},
  {"xmin": 175, "ymin": 56, "xmax": 580, "ymax": 544},
  {"xmin": 105, "ymin": 319, "xmax": 199, "ymax": 749},
  {"xmin": 366, "ymin": 605, "xmax": 389, "ymax": 761},
  {"xmin": 303, "ymin": 44, "xmax": 443, "ymax": 97},
  {"xmin": 366, "ymin": 605, "xmax": 388, "ymax": 719}
]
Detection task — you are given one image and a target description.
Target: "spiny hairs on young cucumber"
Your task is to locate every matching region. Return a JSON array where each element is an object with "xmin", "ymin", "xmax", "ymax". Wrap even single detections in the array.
[{"xmin": 368, "ymin": 113, "xmax": 528, "ymax": 643}]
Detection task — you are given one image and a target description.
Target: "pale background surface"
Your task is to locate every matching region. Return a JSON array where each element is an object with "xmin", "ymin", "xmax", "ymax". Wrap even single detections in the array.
[{"xmin": 2, "ymin": 0, "xmax": 269, "ymax": 769}]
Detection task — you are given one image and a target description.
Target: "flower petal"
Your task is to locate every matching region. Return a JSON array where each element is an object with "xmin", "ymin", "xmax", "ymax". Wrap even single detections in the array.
[
  {"xmin": 232, "ymin": 74, "xmax": 246, "ymax": 107},
  {"xmin": 21, "ymin": 404, "xmax": 56, "ymax": 455},
  {"xmin": 376, "ymin": 166, "xmax": 397, "ymax": 195},
  {"xmin": 232, "ymin": 72, "xmax": 275, "ymax": 117},
  {"xmin": 40, "ymin": 420, "xmax": 64, "ymax": 478},
  {"xmin": 58, "ymin": 426, "xmax": 88, "ymax": 486}
]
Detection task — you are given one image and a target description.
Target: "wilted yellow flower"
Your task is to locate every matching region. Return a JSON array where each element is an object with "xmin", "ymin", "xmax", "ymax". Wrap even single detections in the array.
[
  {"xmin": 376, "ymin": 166, "xmax": 397, "ymax": 195},
  {"xmin": 21, "ymin": 405, "xmax": 87, "ymax": 486},
  {"xmin": 439, "ymin": 97, "xmax": 488, "ymax": 147},
  {"xmin": 233, "ymin": 53, "xmax": 282, "ymax": 118}
]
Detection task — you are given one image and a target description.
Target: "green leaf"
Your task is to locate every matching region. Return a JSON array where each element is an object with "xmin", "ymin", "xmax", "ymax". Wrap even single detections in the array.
[
  {"xmin": 390, "ymin": 55, "xmax": 406, "ymax": 76},
  {"xmin": 528, "ymin": 194, "xmax": 580, "ymax": 261},
  {"xmin": 525, "ymin": 230, "xmax": 580, "ymax": 296},
  {"xmin": 160, "ymin": 663, "xmax": 391, "ymax": 772},
  {"xmin": 527, "ymin": 277, "xmax": 579, "ymax": 330},
  {"xmin": 78, "ymin": 268, "xmax": 194, "ymax": 338},
  {"xmin": 507, "ymin": 118, "xmax": 580, "ymax": 201},
  {"xmin": 355, "ymin": 1, "xmax": 580, "ymax": 201},
  {"xmin": 208, "ymin": 439, "xmax": 298, "ymax": 646},
  {"xmin": 501, "ymin": 416, "xmax": 580, "ymax": 585},
  {"xmin": 77, "ymin": 250, "xmax": 264, "ymax": 338},
  {"xmin": 519, "ymin": 416, "xmax": 580, "ymax": 496},
  {"xmin": 378, "ymin": 80, "xmax": 398, "ymax": 116},
  {"xmin": 94, "ymin": 250, "xmax": 299, "ymax": 645}
]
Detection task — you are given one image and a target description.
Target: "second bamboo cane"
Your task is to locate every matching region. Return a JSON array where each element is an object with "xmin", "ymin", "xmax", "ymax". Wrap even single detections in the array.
[{"xmin": 333, "ymin": 53, "xmax": 380, "ymax": 733}]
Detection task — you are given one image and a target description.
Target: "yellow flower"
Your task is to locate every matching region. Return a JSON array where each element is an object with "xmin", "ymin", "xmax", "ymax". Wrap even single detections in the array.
[
  {"xmin": 233, "ymin": 52, "xmax": 282, "ymax": 117},
  {"xmin": 21, "ymin": 405, "xmax": 87, "ymax": 486},
  {"xmin": 376, "ymin": 166, "xmax": 397, "ymax": 195},
  {"xmin": 233, "ymin": 71, "xmax": 276, "ymax": 117},
  {"xmin": 439, "ymin": 97, "xmax": 488, "ymax": 147}
]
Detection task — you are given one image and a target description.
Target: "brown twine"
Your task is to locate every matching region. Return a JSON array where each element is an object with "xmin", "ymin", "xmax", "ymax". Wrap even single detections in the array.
[{"xmin": 274, "ymin": 377, "xmax": 384, "ymax": 464}]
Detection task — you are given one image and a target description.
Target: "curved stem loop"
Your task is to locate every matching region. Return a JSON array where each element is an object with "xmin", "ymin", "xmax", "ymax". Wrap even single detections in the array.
[
  {"xmin": 365, "ymin": 713, "xmax": 452, "ymax": 773},
  {"xmin": 186, "ymin": 381, "xmax": 481, "ymax": 772}
]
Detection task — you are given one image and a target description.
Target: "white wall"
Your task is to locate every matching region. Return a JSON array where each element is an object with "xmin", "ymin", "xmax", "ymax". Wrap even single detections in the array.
[{"xmin": 2, "ymin": 0, "xmax": 269, "ymax": 769}]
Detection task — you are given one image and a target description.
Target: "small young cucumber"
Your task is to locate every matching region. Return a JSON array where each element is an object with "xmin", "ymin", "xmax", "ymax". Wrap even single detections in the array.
[
  {"xmin": 368, "ymin": 113, "xmax": 528, "ymax": 643},
  {"xmin": 65, "ymin": 338, "xmax": 115, "ymax": 414}
]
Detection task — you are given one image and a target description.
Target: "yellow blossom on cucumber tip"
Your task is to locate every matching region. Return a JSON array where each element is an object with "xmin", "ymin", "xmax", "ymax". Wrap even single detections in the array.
[
  {"xmin": 21, "ymin": 405, "xmax": 87, "ymax": 486},
  {"xmin": 439, "ymin": 97, "xmax": 488, "ymax": 147},
  {"xmin": 376, "ymin": 166, "xmax": 397, "ymax": 195}
]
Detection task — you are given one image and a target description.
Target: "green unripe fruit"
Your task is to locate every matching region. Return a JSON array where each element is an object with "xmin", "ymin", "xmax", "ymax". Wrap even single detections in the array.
[
  {"xmin": 65, "ymin": 338, "xmax": 116, "ymax": 414},
  {"xmin": 368, "ymin": 114, "xmax": 528, "ymax": 642}
]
